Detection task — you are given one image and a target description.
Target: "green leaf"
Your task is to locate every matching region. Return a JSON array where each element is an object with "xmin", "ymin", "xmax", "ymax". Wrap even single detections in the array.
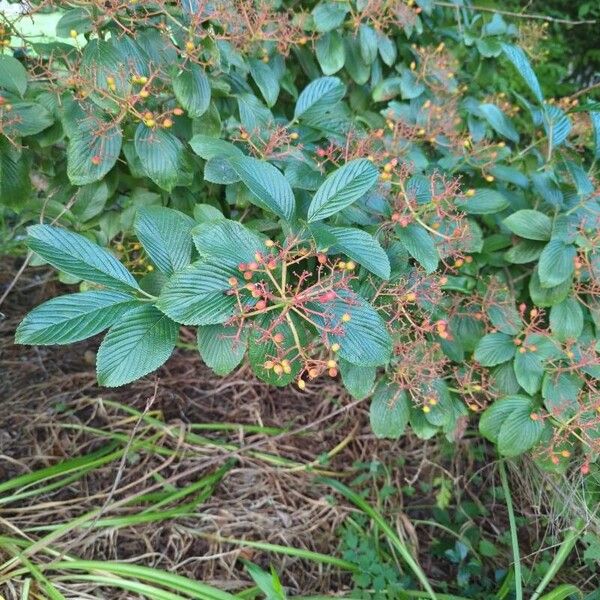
[
  {"xmin": 27, "ymin": 225, "xmax": 139, "ymax": 293},
  {"xmin": 64, "ymin": 100, "xmax": 122, "ymax": 185},
  {"xmin": 249, "ymin": 59, "xmax": 280, "ymax": 107},
  {"xmin": 538, "ymin": 240, "xmax": 575, "ymax": 288},
  {"xmin": 477, "ymin": 103, "xmax": 519, "ymax": 142},
  {"xmin": 15, "ymin": 291, "xmax": 138, "ymax": 345},
  {"xmin": 513, "ymin": 350, "xmax": 544, "ymax": 395},
  {"xmin": 502, "ymin": 44, "xmax": 543, "ymax": 103},
  {"xmin": 307, "ymin": 159, "xmax": 378, "ymax": 222},
  {"xmin": 543, "ymin": 104, "xmax": 571, "ymax": 150},
  {"xmin": 228, "ymin": 156, "xmax": 295, "ymax": 221},
  {"xmin": 370, "ymin": 383, "xmax": 410, "ymax": 439},
  {"xmin": 311, "ymin": 223, "xmax": 390, "ymax": 279},
  {"xmin": 294, "ymin": 76, "xmax": 346, "ymax": 120},
  {"xmin": 505, "ymin": 240, "xmax": 545, "ymax": 264},
  {"xmin": 192, "ymin": 219, "xmax": 263, "ymax": 266},
  {"xmin": 358, "ymin": 24, "xmax": 378, "ymax": 64},
  {"xmin": 0, "ymin": 54, "xmax": 27, "ymax": 96},
  {"xmin": 396, "ymin": 224, "xmax": 439, "ymax": 274},
  {"xmin": 0, "ymin": 137, "xmax": 30, "ymax": 208},
  {"xmin": 503, "ymin": 209, "xmax": 552, "ymax": 241},
  {"xmin": 189, "ymin": 135, "xmax": 243, "ymax": 160},
  {"xmin": 134, "ymin": 124, "xmax": 188, "ymax": 192},
  {"xmin": 3, "ymin": 102, "xmax": 54, "ymax": 137},
  {"xmin": 488, "ymin": 303, "xmax": 522, "ymax": 336},
  {"xmin": 134, "ymin": 207, "xmax": 196, "ymax": 275},
  {"xmin": 248, "ymin": 313, "xmax": 305, "ymax": 387},
  {"xmin": 549, "ymin": 297, "xmax": 584, "ymax": 342},
  {"xmin": 156, "ymin": 261, "xmax": 238, "ymax": 325},
  {"xmin": 457, "ymin": 189, "xmax": 510, "ymax": 214},
  {"xmin": 312, "ymin": 2, "xmax": 349, "ymax": 32},
  {"xmin": 474, "ymin": 332, "xmax": 516, "ymax": 366},
  {"xmin": 173, "ymin": 63, "xmax": 211, "ymax": 118},
  {"xmin": 309, "ymin": 291, "xmax": 392, "ymax": 367},
  {"xmin": 97, "ymin": 305, "xmax": 178, "ymax": 387},
  {"xmin": 197, "ymin": 324, "xmax": 247, "ymax": 376},
  {"xmin": 529, "ymin": 268, "xmax": 571, "ymax": 307},
  {"xmin": 339, "ymin": 359, "xmax": 376, "ymax": 400},
  {"xmin": 497, "ymin": 398, "xmax": 544, "ymax": 456},
  {"xmin": 315, "ymin": 31, "xmax": 346, "ymax": 75},
  {"xmin": 480, "ymin": 395, "xmax": 530, "ymax": 443},
  {"xmin": 56, "ymin": 8, "xmax": 93, "ymax": 38},
  {"xmin": 590, "ymin": 111, "xmax": 600, "ymax": 159}
]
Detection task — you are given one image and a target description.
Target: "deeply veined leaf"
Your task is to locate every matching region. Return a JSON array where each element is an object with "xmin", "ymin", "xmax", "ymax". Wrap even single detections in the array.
[
  {"xmin": 248, "ymin": 313, "xmax": 305, "ymax": 387},
  {"xmin": 457, "ymin": 189, "xmax": 510, "ymax": 214},
  {"xmin": 307, "ymin": 159, "xmax": 378, "ymax": 222},
  {"xmin": 173, "ymin": 63, "xmax": 211, "ymax": 118},
  {"xmin": 549, "ymin": 297, "xmax": 584, "ymax": 342},
  {"xmin": 503, "ymin": 209, "xmax": 552, "ymax": 241},
  {"xmin": 197, "ymin": 324, "xmax": 247, "ymax": 376},
  {"xmin": 309, "ymin": 291, "xmax": 392, "ymax": 367},
  {"xmin": 312, "ymin": 2, "xmax": 349, "ymax": 32},
  {"xmin": 2, "ymin": 102, "xmax": 54, "ymax": 138},
  {"xmin": 15, "ymin": 291, "xmax": 139, "ymax": 345},
  {"xmin": 370, "ymin": 383, "xmax": 410, "ymax": 439},
  {"xmin": 134, "ymin": 124, "xmax": 189, "ymax": 192},
  {"xmin": 27, "ymin": 225, "xmax": 140, "ymax": 292},
  {"xmin": 315, "ymin": 31, "xmax": 346, "ymax": 75},
  {"xmin": 189, "ymin": 135, "xmax": 243, "ymax": 160},
  {"xmin": 96, "ymin": 305, "xmax": 178, "ymax": 387},
  {"xmin": 56, "ymin": 7, "xmax": 93, "ymax": 38},
  {"xmin": 249, "ymin": 59, "xmax": 280, "ymax": 107},
  {"xmin": 192, "ymin": 219, "xmax": 263, "ymax": 266},
  {"xmin": 543, "ymin": 104, "xmax": 571, "ymax": 151},
  {"xmin": 339, "ymin": 359, "xmax": 376, "ymax": 400},
  {"xmin": 228, "ymin": 156, "xmax": 295, "ymax": 221},
  {"xmin": 513, "ymin": 350, "xmax": 544, "ymax": 395},
  {"xmin": 591, "ymin": 111, "xmax": 600, "ymax": 158},
  {"xmin": 474, "ymin": 332, "xmax": 516, "ymax": 366},
  {"xmin": 294, "ymin": 76, "xmax": 346, "ymax": 120},
  {"xmin": 480, "ymin": 395, "xmax": 531, "ymax": 443},
  {"xmin": 501, "ymin": 44, "xmax": 543, "ymax": 103},
  {"xmin": 0, "ymin": 137, "xmax": 30, "ymax": 208},
  {"xmin": 396, "ymin": 224, "xmax": 439, "ymax": 274},
  {"xmin": 311, "ymin": 223, "xmax": 391, "ymax": 279},
  {"xmin": 477, "ymin": 103, "xmax": 519, "ymax": 142},
  {"xmin": 134, "ymin": 207, "xmax": 196, "ymax": 275},
  {"xmin": 156, "ymin": 261, "xmax": 238, "ymax": 325},
  {"xmin": 538, "ymin": 240, "xmax": 575, "ymax": 288},
  {"xmin": 0, "ymin": 54, "xmax": 28, "ymax": 96},
  {"xmin": 497, "ymin": 398, "xmax": 544, "ymax": 456}
]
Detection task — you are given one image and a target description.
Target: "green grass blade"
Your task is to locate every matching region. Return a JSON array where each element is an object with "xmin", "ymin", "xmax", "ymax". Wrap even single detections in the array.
[
  {"xmin": 49, "ymin": 561, "xmax": 239, "ymax": 599},
  {"xmin": 537, "ymin": 584, "xmax": 583, "ymax": 600},
  {"xmin": 318, "ymin": 477, "xmax": 438, "ymax": 600},
  {"xmin": 499, "ymin": 460, "xmax": 522, "ymax": 600},
  {"xmin": 530, "ymin": 519, "xmax": 585, "ymax": 600}
]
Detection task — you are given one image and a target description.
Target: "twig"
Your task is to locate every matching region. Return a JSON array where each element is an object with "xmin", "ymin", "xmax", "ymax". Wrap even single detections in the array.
[{"xmin": 433, "ymin": 1, "xmax": 597, "ymax": 25}]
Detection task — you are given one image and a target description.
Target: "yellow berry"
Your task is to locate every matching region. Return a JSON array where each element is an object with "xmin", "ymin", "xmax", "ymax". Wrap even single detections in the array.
[
  {"xmin": 146, "ymin": 264, "xmax": 154, "ymax": 272},
  {"xmin": 331, "ymin": 343, "xmax": 340, "ymax": 352},
  {"xmin": 144, "ymin": 118, "xmax": 156, "ymax": 127},
  {"xmin": 139, "ymin": 89, "xmax": 150, "ymax": 98},
  {"xmin": 185, "ymin": 41, "xmax": 195, "ymax": 52},
  {"xmin": 341, "ymin": 313, "xmax": 351, "ymax": 323},
  {"xmin": 345, "ymin": 261, "xmax": 356, "ymax": 271},
  {"xmin": 273, "ymin": 364, "xmax": 284, "ymax": 375},
  {"xmin": 70, "ymin": 29, "xmax": 78, "ymax": 38},
  {"xmin": 297, "ymin": 379, "xmax": 306, "ymax": 390},
  {"xmin": 290, "ymin": 132, "xmax": 299, "ymax": 140},
  {"xmin": 485, "ymin": 175, "xmax": 495, "ymax": 182},
  {"xmin": 466, "ymin": 189, "xmax": 475, "ymax": 197},
  {"xmin": 423, "ymin": 406, "xmax": 431, "ymax": 413},
  {"xmin": 327, "ymin": 359, "xmax": 336, "ymax": 369},
  {"xmin": 265, "ymin": 239, "xmax": 275, "ymax": 247}
]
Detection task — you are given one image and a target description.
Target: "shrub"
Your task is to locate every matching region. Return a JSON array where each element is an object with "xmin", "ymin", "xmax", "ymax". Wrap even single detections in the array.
[{"xmin": 2, "ymin": 0, "xmax": 599, "ymax": 468}]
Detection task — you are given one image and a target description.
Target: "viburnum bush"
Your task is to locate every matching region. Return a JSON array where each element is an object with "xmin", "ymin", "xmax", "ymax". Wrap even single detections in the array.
[{"xmin": 2, "ymin": 0, "xmax": 600, "ymax": 469}]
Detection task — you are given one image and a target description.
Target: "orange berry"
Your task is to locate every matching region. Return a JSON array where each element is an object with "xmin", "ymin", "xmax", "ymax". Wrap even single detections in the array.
[
  {"xmin": 173, "ymin": 107, "xmax": 184, "ymax": 116},
  {"xmin": 264, "ymin": 360, "xmax": 274, "ymax": 370},
  {"xmin": 228, "ymin": 277, "xmax": 238, "ymax": 287},
  {"xmin": 273, "ymin": 333, "xmax": 284, "ymax": 344},
  {"xmin": 328, "ymin": 367, "xmax": 338, "ymax": 377},
  {"xmin": 162, "ymin": 118, "xmax": 173, "ymax": 128},
  {"xmin": 308, "ymin": 368, "xmax": 319, "ymax": 379}
]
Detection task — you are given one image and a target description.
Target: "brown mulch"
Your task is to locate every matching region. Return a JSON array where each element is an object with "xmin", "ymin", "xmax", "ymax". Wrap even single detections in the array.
[{"xmin": 0, "ymin": 258, "xmax": 594, "ymax": 597}]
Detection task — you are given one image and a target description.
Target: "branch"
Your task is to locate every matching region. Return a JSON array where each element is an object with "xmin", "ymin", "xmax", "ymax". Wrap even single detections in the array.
[{"xmin": 433, "ymin": 1, "xmax": 597, "ymax": 26}]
